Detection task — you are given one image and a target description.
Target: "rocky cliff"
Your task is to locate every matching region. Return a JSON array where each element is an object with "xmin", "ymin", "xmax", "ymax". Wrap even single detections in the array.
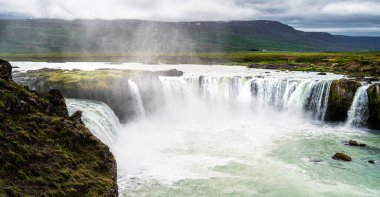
[
  {"xmin": 368, "ymin": 84, "xmax": 380, "ymax": 130},
  {"xmin": 0, "ymin": 60, "xmax": 118, "ymax": 196},
  {"xmin": 325, "ymin": 79, "xmax": 361, "ymax": 122},
  {"xmin": 13, "ymin": 68, "xmax": 182, "ymax": 123}
]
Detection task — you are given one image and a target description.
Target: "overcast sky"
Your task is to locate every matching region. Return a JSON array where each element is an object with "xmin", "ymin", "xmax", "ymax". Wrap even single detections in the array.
[{"xmin": 0, "ymin": 0, "xmax": 379, "ymax": 36}]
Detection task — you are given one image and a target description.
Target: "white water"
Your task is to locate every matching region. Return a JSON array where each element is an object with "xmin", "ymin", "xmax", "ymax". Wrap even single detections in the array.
[
  {"xmin": 66, "ymin": 98, "xmax": 121, "ymax": 148},
  {"xmin": 346, "ymin": 85, "xmax": 370, "ymax": 127},
  {"xmin": 114, "ymin": 74, "xmax": 380, "ymax": 196},
  {"xmin": 128, "ymin": 79, "xmax": 146, "ymax": 118},
  {"xmin": 12, "ymin": 62, "xmax": 380, "ymax": 196}
]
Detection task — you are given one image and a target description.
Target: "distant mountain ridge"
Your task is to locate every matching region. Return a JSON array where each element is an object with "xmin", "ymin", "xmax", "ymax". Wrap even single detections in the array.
[{"xmin": 0, "ymin": 19, "xmax": 379, "ymax": 53}]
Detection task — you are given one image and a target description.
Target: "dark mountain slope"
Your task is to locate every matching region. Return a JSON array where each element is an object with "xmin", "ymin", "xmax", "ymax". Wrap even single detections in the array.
[{"xmin": 0, "ymin": 19, "xmax": 379, "ymax": 53}]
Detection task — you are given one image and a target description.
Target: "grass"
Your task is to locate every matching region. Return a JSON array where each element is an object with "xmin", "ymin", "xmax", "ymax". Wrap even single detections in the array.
[
  {"xmin": 0, "ymin": 75, "xmax": 117, "ymax": 196},
  {"xmin": 2, "ymin": 51, "xmax": 380, "ymax": 76}
]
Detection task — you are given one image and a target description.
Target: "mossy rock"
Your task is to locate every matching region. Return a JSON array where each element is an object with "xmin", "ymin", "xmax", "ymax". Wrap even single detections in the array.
[
  {"xmin": 367, "ymin": 84, "xmax": 380, "ymax": 130},
  {"xmin": 325, "ymin": 79, "xmax": 361, "ymax": 121},
  {"xmin": 332, "ymin": 153, "xmax": 352, "ymax": 161},
  {"xmin": 13, "ymin": 68, "xmax": 166, "ymax": 123},
  {"xmin": 0, "ymin": 60, "xmax": 118, "ymax": 196}
]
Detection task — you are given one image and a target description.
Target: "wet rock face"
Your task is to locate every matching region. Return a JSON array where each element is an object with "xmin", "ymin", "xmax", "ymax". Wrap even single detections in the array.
[
  {"xmin": 70, "ymin": 110, "xmax": 84, "ymax": 125},
  {"xmin": 325, "ymin": 79, "xmax": 361, "ymax": 122},
  {"xmin": 367, "ymin": 84, "xmax": 380, "ymax": 130},
  {"xmin": 332, "ymin": 152, "xmax": 352, "ymax": 161},
  {"xmin": 347, "ymin": 140, "xmax": 366, "ymax": 147},
  {"xmin": 0, "ymin": 59, "xmax": 12, "ymax": 80},
  {"xmin": 47, "ymin": 89, "xmax": 69, "ymax": 117},
  {"xmin": 13, "ymin": 69, "xmax": 166, "ymax": 123},
  {"xmin": 155, "ymin": 69, "xmax": 184, "ymax": 77}
]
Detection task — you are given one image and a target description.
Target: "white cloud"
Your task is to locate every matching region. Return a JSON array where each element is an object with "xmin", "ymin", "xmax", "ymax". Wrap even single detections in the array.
[
  {"xmin": 0, "ymin": 0, "xmax": 379, "ymax": 35},
  {"xmin": 0, "ymin": 0, "xmax": 257, "ymax": 20},
  {"xmin": 321, "ymin": 1, "xmax": 380, "ymax": 15}
]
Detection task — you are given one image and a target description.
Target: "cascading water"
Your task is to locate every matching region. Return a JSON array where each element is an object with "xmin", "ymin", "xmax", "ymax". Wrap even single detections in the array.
[
  {"xmin": 176, "ymin": 76, "xmax": 332, "ymax": 120},
  {"xmin": 346, "ymin": 84, "xmax": 370, "ymax": 127},
  {"xmin": 128, "ymin": 79, "xmax": 146, "ymax": 118},
  {"xmin": 66, "ymin": 98, "xmax": 121, "ymax": 148},
  {"xmin": 12, "ymin": 62, "xmax": 380, "ymax": 196}
]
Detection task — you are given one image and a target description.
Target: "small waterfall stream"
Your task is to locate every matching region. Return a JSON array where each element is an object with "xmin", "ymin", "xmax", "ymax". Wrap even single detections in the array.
[
  {"xmin": 128, "ymin": 79, "xmax": 146, "ymax": 118},
  {"xmin": 346, "ymin": 84, "xmax": 370, "ymax": 127}
]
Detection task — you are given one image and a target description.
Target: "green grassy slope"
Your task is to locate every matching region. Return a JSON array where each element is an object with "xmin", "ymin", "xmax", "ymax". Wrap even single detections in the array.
[{"xmin": 1, "ymin": 19, "xmax": 380, "ymax": 53}]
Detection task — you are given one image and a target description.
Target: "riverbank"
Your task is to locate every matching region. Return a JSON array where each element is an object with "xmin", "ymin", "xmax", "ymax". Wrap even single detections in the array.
[{"xmin": 1, "ymin": 52, "xmax": 380, "ymax": 77}]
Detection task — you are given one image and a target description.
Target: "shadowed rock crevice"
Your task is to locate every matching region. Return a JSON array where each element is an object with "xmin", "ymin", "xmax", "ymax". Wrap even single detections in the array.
[{"xmin": 367, "ymin": 84, "xmax": 380, "ymax": 130}]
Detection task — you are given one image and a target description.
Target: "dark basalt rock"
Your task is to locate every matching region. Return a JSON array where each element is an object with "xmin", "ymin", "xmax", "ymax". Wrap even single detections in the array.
[
  {"xmin": 13, "ymin": 68, "xmax": 167, "ymax": 123},
  {"xmin": 332, "ymin": 153, "xmax": 352, "ymax": 161},
  {"xmin": 347, "ymin": 140, "xmax": 366, "ymax": 147},
  {"xmin": 367, "ymin": 84, "xmax": 380, "ymax": 130},
  {"xmin": 325, "ymin": 79, "xmax": 361, "ymax": 121},
  {"xmin": 70, "ymin": 110, "xmax": 84, "ymax": 125},
  {"xmin": 0, "ymin": 59, "xmax": 12, "ymax": 80},
  {"xmin": 0, "ymin": 61, "xmax": 118, "ymax": 196},
  {"xmin": 47, "ymin": 89, "xmax": 69, "ymax": 117},
  {"xmin": 155, "ymin": 69, "xmax": 184, "ymax": 77},
  {"xmin": 317, "ymin": 72, "xmax": 327, "ymax": 75}
]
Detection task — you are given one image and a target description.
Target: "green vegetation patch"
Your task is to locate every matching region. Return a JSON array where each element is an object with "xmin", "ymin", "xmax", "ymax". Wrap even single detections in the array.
[{"xmin": 0, "ymin": 73, "xmax": 117, "ymax": 196}]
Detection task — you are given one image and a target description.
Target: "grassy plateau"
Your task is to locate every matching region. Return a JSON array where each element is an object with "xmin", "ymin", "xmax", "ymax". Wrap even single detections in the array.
[{"xmin": 1, "ymin": 51, "xmax": 380, "ymax": 77}]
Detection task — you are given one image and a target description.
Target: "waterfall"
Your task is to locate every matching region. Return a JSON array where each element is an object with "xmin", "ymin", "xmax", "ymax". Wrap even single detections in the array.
[
  {"xmin": 157, "ymin": 75, "xmax": 332, "ymax": 120},
  {"xmin": 249, "ymin": 78, "xmax": 331, "ymax": 120},
  {"xmin": 346, "ymin": 85, "xmax": 370, "ymax": 127},
  {"xmin": 66, "ymin": 98, "xmax": 121, "ymax": 147},
  {"xmin": 184, "ymin": 76, "xmax": 253, "ymax": 104},
  {"xmin": 128, "ymin": 79, "xmax": 146, "ymax": 118}
]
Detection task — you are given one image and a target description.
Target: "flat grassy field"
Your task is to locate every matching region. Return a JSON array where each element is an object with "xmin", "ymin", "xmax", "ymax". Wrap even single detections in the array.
[{"xmin": 1, "ymin": 51, "xmax": 380, "ymax": 77}]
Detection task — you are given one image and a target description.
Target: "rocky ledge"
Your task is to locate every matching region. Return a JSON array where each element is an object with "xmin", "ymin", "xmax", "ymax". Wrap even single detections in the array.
[
  {"xmin": 13, "ymin": 68, "xmax": 182, "ymax": 123},
  {"xmin": 0, "ymin": 60, "xmax": 118, "ymax": 196},
  {"xmin": 368, "ymin": 84, "xmax": 380, "ymax": 130}
]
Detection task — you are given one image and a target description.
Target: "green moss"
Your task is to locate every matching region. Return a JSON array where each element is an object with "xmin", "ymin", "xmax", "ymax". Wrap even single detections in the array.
[
  {"xmin": 6, "ymin": 51, "xmax": 380, "ymax": 76},
  {"xmin": 18, "ymin": 87, "xmax": 31, "ymax": 97},
  {"xmin": 60, "ymin": 168, "xmax": 72, "ymax": 179},
  {"xmin": 0, "ymin": 68, "xmax": 117, "ymax": 196}
]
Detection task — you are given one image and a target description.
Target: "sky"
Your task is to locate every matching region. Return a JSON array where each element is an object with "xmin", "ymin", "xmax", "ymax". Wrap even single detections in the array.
[{"xmin": 0, "ymin": 0, "xmax": 379, "ymax": 36}]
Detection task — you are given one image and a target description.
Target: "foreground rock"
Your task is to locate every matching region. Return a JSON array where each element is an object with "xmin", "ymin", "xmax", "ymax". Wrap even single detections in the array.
[
  {"xmin": 332, "ymin": 153, "xmax": 352, "ymax": 161},
  {"xmin": 347, "ymin": 140, "xmax": 366, "ymax": 147},
  {"xmin": 367, "ymin": 84, "xmax": 380, "ymax": 130},
  {"xmin": 325, "ymin": 79, "xmax": 361, "ymax": 121},
  {"xmin": 0, "ymin": 60, "xmax": 117, "ymax": 196}
]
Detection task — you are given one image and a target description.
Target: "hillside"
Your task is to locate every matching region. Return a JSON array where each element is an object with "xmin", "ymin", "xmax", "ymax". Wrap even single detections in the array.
[
  {"xmin": 1, "ymin": 19, "xmax": 380, "ymax": 53},
  {"xmin": 0, "ymin": 60, "xmax": 118, "ymax": 196}
]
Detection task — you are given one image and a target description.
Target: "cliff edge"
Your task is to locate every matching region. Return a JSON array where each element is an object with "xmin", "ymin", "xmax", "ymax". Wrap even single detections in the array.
[{"xmin": 0, "ymin": 59, "xmax": 118, "ymax": 196}]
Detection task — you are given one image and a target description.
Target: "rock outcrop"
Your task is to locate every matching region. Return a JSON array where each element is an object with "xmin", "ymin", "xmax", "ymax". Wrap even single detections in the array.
[
  {"xmin": 0, "ymin": 60, "xmax": 118, "ymax": 196},
  {"xmin": 367, "ymin": 84, "xmax": 380, "ymax": 130},
  {"xmin": 0, "ymin": 59, "xmax": 12, "ymax": 80},
  {"xmin": 347, "ymin": 140, "xmax": 366, "ymax": 147},
  {"xmin": 325, "ymin": 79, "xmax": 361, "ymax": 121},
  {"xmin": 13, "ymin": 68, "xmax": 172, "ymax": 123},
  {"xmin": 332, "ymin": 153, "xmax": 352, "ymax": 161}
]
